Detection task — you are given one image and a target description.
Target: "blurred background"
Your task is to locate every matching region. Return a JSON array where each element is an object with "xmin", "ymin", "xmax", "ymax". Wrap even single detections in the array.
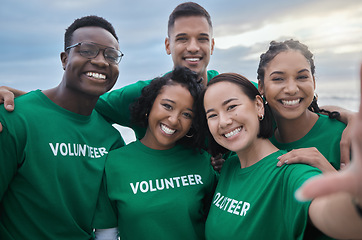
[{"xmin": 1, "ymin": 0, "xmax": 361, "ymax": 142}]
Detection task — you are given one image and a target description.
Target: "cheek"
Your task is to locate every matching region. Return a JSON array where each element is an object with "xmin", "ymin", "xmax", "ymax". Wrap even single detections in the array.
[
  {"xmin": 184, "ymin": 120, "xmax": 193, "ymax": 131},
  {"xmin": 207, "ymin": 120, "xmax": 218, "ymax": 137}
]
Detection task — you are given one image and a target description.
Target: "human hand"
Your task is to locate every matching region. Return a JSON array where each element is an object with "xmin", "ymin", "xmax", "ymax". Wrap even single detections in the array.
[
  {"xmin": 276, "ymin": 147, "xmax": 337, "ymax": 173},
  {"xmin": 0, "ymin": 87, "xmax": 15, "ymax": 112},
  {"xmin": 339, "ymin": 113, "xmax": 356, "ymax": 169},
  {"xmin": 0, "ymin": 87, "xmax": 16, "ymax": 132},
  {"xmin": 296, "ymin": 64, "xmax": 362, "ymax": 203},
  {"xmin": 211, "ymin": 153, "xmax": 225, "ymax": 173}
]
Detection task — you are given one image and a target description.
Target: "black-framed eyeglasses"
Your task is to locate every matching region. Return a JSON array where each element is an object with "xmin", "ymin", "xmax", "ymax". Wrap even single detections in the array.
[{"xmin": 65, "ymin": 42, "xmax": 124, "ymax": 64}]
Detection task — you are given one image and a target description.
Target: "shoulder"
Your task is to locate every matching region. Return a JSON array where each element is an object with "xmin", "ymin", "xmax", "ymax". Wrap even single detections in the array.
[
  {"xmin": 0, "ymin": 90, "xmax": 40, "ymax": 117},
  {"xmin": 316, "ymin": 113, "xmax": 346, "ymax": 133},
  {"xmin": 207, "ymin": 70, "xmax": 219, "ymax": 80},
  {"xmin": 282, "ymin": 163, "xmax": 321, "ymax": 186}
]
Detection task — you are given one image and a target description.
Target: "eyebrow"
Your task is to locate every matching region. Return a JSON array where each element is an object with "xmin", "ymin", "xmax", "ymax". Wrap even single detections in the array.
[
  {"xmin": 205, "ymin": 98, "xmax": 238, "ymax": 114},
  {"xmin": 270, "ymin": 68, "xmax": 310, "ymax": 76},
  {"xmin": 162, "ymin": 98, "xmax": 193, "ymax": 112},
  {"xmin": 175, "ymin": 33, "xmax": 210, "ymax": 38}
]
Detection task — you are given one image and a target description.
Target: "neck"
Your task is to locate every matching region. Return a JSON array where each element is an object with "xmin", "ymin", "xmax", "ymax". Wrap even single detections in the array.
[
  {"xmin": 236, "ymin": 138, "xmax": 279, "ymax": 168},
  {"xmin": 199, "ymin": 71, "xmax": 208, "ymax": 87},
  {"xmin": 42, "ymin": 83, "xmax": 98, "ymax": 116},
  {"xmin": 274, "ymin": 110, "xmax": 319, "ymax": 143}
]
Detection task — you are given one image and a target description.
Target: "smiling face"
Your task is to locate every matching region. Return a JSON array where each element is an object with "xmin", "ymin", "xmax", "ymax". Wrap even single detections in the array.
[
  {"xmin": 142, "ymin": 84, "xmax": 194, "ymax": 150},
  {"xmin": 204, "ymin": 81, "xmax": 264, "ymax": 154},
  {"xmin": 61, "ymin": 26, "xmax": 119, "ymax": 98},
  {"xmin": 165, "ymin": 16, "xmax": 214, "ymax": 83},
  {"xmin": 259, "ymin": 50, "xmax": 315, "ymax": 121}
]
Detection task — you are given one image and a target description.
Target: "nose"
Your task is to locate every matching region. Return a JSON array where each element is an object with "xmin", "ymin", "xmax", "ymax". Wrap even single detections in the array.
[
  {"xmin": 186, "ymin": 38, "xmax": 200, "ymax": 53},
  {"xmin": 90, "ymin": 50, "xmax": 109, "ymax": 68},
  {"xmin": 219, "ymin": 112, "xmax": 232, "ymax": 129},
  {"xmin": 168, "ymin": 112, "xmax": 180, "ymax": 126},
  {"xmin": 284, "ymin": 78, "xmax": 299, "ymax": 95}
]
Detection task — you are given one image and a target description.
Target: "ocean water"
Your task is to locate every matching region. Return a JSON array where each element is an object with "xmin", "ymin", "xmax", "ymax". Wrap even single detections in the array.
[{"xmin": 316, "ymin": 80, "xmax": 360, "ymax": 112}]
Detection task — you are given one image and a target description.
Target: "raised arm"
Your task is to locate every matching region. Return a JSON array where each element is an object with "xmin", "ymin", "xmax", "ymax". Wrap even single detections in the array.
[
  {"xmin": 95, "ymin": 80, "xmax": 151, "ymax": 138},
  {"xmin": 276, "ymin": 147, "xmax": 337, "ymax": 173},
  {"xmin": 296, "ymin": 64, "xmax": 362, "ymax": 239},
  {"xmin": 320, "ymin": 105, "xmax": 357, "ymax": 169}
]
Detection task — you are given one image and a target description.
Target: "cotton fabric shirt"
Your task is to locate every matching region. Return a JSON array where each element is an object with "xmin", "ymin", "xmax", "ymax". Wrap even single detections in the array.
[
  {"xmin": 100, "ymin": 140, "xmax": 218, "ymax": 240},
  {"xmin": 270, "ymin": 113, "xmax": 346, "ymax": 170},
  {"xmin": 0, "ymin": 90, "xmax": 124, "ymax": 240},
  {"xmin": 205, "ymin": 150, "xmax": 322, "ymax": 240}
]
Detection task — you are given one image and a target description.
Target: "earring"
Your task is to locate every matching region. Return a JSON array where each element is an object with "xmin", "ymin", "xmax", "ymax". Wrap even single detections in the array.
[
  {"xmin": 259, "ymin": 114, "xmax": 264, "ymax": 121},
  {"xmin": 261, "ymin": 95, "xmax": 268, "ymax": 105},
  {"xmin": 185, "ymin": 128, "xmax": 195, "ymax": 138}
]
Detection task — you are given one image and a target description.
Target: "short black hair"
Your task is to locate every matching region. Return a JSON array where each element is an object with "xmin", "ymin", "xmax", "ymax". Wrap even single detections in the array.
[
  {"xmin": 197, "ymin": 73, "xmax": 273, "ymax": 156},
  {"xmin": 131, "ymin": 66, "xmax": 204, "ymax": 149},
  {"xmin": 64, "ymin": 15, "xmax": 118, "ymax": 51},
  {"xmin": 168, "ymin": 2, "xmax": 213, "ymax": 37}
]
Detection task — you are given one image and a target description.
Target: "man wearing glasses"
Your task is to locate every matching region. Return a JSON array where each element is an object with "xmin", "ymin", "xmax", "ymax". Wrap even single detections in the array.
[{"xmin": 0, "ymin": 16, "xmax": 125, "ymax": 240}]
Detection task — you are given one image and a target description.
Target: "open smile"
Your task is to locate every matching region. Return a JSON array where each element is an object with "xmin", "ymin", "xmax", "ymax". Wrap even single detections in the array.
[
  {"xmin": 160, "ymin": 123, "xmax": 176, "ymax": 135},
  {"xmin": 86, "ymin": 72, "xmax": 107, "ymax": 80},
  {"xmin": 280, "ymin": 98, "xmax": 301, "ymax": 106},
  {"xmin": 223, "ymin": 127, "xmax": 242, "ymax": 138}
]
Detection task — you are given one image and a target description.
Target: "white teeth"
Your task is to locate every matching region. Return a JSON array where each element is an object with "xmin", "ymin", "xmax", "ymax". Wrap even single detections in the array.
[
  {"xmin": 224, "ymin": 127, "xmax": 242, "ymax": 138},
  {"xmin": 185, "ymin": 58, "xmax": 200, "ymax": 62},
  {"xmin": 282, "ymin": 99, "xmax": 300, "ymax": 106},
  {"xmin": 86, "ymin": 72, "xmax": 106, "ymax": 80},
  {"xmin": 161, "ymin": 124, "xmax": 176, "ymax": 135}
]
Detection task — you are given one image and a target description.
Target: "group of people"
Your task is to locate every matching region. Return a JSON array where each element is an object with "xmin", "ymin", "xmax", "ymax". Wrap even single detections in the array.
[{"xmin": 0, "ymin": 2, "xmax": 361, "ymax": 240}]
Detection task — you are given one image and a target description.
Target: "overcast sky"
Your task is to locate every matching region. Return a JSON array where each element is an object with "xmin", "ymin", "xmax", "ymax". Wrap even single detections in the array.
[{"xmin": 1, "ymin": 0, "xmax": 362, "ymax": 111}]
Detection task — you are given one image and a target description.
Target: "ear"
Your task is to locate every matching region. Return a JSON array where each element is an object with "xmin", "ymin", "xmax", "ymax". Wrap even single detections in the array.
[
  {"xmin": 165, "ymin": 37, "xmax": 171, "ymax": 55},
  {"xmin": 60, "ymin": 52, "xmax": 68, "ymax": 70},
  {"xmin": 210, "ymin": 38, "xmax": 215, "ymax": 55},
  {"xmin": 255, "ymin": 95, "xmax": 265, "ymax": 115},
  {"xmin": 313, "ymin": 75, "xmax": 316, "ymax": 90}
]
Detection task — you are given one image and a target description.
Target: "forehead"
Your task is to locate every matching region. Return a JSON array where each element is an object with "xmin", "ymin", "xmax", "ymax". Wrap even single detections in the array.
[
  {"xmin": 71, "ymin": 26, "xmax": 119, "ymax": 49},
  {"xmin": 170, "ymin": 15, "xmax": 211, "ymax": 36},
  {"xmin": 205, "ymin": 82, "xmax": 243, "ymax": 104},
  {"xmin": 157, "ymin": 84, "xmax": 193, "ymax": 102},
  {"xmin": 159, "ymin": 84, "xmax": 191, "ymax": 97},
  {"xmin": 266, "ymin": 50, "xmax": 311, "ymax": 72}
]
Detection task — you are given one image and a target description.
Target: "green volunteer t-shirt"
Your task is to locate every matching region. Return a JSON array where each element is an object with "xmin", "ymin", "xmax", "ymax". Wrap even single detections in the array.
[
  {"xmin": 101, "ymin": 140, "xmax": 218, "ymax": 240},
  {"xmin": 205, "ymin": 150, "xmax": 322, "ymax": 240},
  {"xmin": 270, "ymin": 113, "xmax": 346, "ymax": 170},
  {"xmin": 0, "ymin": 90, "xmax": 124, "ymax": 240}
]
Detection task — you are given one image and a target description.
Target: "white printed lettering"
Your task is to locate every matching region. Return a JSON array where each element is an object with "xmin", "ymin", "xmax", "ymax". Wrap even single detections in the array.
[
  {"xmin": 181, "ymin": 176, "xmax": 189, "ymax": 186},
  {"xmin": 188, "ymin": 175, "xmax": 195, "ymax": 185},
  {"xmin": 233, "ymin": 201, "xmax": 242, "ymax": 215},
  {"xmin": 240, "ymin": 202, "xmax": 250, "ymax": 216},
  {"xmin": 149, "ymin": 180, "xmax": 157, "ymax": 192},
  {"xmin": 156, "ymin": 179, "xmax": 164, "ymax": 190},
  {"xmin": 60, "ymin": 143, "xmax": 68, "ymax": 156},
  {"xmin": 49, "ymin": 143, "xmax": 59, "ymax": 156},
  {"xmin": 140, "ymin": 181, "xmax": 149, "ymax": 193},
  {"xmin": 212, "ymin": 192, "xmax": 251, "ymax": 217},
  {"xmin": 195, "ymin": 174, "xmax": 203, "ymax": 184},
  {"xmin": 130, "ymin": 182, "xmax": 139, "ymax": 194}
]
